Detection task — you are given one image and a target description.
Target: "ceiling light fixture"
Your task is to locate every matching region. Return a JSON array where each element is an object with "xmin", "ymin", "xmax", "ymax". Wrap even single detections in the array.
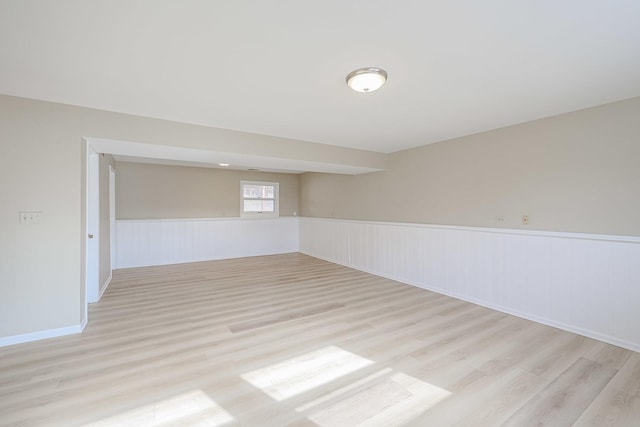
[
  {"xmin": 346, "ymin": 67, "xmax": 388, "ymax": 93},
  {"xmin": 218, "ymin": 163, "xmax": 230, "ymax": 167}
]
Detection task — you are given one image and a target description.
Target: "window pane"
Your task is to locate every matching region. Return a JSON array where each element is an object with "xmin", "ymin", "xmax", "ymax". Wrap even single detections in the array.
[
  {"xmin": 262, "ymin": 186, "xmax": 274, "ymax": 198},
  {"xmin": 243, "ymin": 185, "xmax": 261, "ymax": 198},
  {"xmin": 244, "ymin": 200, "xmax": 262, "ymax": 212},
  {"xmin": 244, "ymin": 200, "xmax": 274, "ymax": 212},
  {"xmin": 243, "ymin": 184, "xmax": 274, "ymax": 199}
]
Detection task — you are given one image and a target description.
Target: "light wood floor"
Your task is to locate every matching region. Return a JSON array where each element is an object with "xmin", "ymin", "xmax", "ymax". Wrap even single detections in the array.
[{"xmin": 1, "ymin": 253, "xmax": 639, "ymax": 426}]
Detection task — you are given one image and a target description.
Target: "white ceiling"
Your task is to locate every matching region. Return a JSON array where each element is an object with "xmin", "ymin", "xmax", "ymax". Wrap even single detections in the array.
[
  {"xmin": 1, "ymin": 1, "xmax": 639, "ymax": 153},
  {"xmin": 88, "ymin": 138, "xmax": 383, "ymax": 175}
]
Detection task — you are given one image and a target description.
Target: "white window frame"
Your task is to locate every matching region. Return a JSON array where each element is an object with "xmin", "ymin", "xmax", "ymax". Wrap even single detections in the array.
[{"xmin": 240, "ymin": 180, "xmax": 279, "ymax": 218}]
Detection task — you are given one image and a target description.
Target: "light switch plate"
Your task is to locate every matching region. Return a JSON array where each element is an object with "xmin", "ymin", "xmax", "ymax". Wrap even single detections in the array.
[{"xmin": 20, "ymin": 211, "xmax": 43, "ymax": 224}]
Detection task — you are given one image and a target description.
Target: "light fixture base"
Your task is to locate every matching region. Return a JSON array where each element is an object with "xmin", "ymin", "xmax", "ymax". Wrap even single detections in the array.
[{"xmin": 346, "ymin": 67, "xmax": 388, "ymax": 93}]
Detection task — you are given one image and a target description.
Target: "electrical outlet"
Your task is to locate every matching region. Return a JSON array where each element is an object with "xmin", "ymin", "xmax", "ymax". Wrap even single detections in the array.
[
  {"xmin": 496, "ymin": 217, "xmax": 505, "ymax": 224},
  {"xmin": 522, "ymin": 215, "xmax": 529, "ymax": 225},
  {"xmin": 20, "ymin": 211, "xmax": 43, "ymax": 224}
]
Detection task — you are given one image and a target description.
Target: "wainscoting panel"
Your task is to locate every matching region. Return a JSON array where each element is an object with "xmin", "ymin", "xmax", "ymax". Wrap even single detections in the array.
[
  {"xmin": 299, "ymin": 217, "xmax": 640, "ymax": 352},
  {"xmin": 116, "ymin": 217, "xmax": 299, "ymax": 268}
]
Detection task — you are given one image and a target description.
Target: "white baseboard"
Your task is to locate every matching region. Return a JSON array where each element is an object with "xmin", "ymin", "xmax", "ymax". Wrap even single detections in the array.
[
  {"xmin": 414, "ymin": 283, "xmax": 640, "ymax": 354},
  {"xmin": 301, "ymin": 249, "xmax": 640, "ymax": 353},
  {"xmin": 0, "ymin": 321, "xmax": 86, "ymax": 348},
  {"xmin": 98, "ymin": 271, "xmax": 112, "ymax": 301},
  {"xmin": 299, "ymin": 217, "xmax": 640, "ymax": 354},
  {"xmin": 79, "ymin": 314, "xmax": 88, "ymax": 332}
]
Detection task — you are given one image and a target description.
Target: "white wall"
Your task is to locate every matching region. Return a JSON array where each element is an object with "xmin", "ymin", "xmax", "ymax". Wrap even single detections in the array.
[
  {"xmin": 299, "ymin": 217, "xmax": 640, "ymax": 352},
  {"xmin": 116, "ymin": 217, "xmax": 299, "ymax": 268}
]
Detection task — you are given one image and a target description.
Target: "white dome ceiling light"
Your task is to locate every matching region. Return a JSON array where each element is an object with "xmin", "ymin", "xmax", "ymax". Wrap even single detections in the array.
[{"xmin": 346, "ymin": 67, "xmax": 388, "ymax": 93}]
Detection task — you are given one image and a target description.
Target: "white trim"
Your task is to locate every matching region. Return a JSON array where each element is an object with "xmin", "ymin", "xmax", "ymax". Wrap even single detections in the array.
[
  {"xmin": 82, "ymin": 139, "xmax": 88, "ymax": 327},
  {"xmin": 240, "ymin": 180, "xmax": 280, "ymax": 218},
  {"xmin": 98, "ymin": 271, "xmax": 112, "ymax": 301},
  {"xmin": 301, "ymin": 216, "xmax": 640, "ymax": 244},
  {"xmin": 116, "ymin": 217, "xmax": 298, "ymax": 268},
  {"xmin": 109, "ymin": 164, "xmax": 116, "ymax": 272},
  {"xmin": 86, "ymin": 145, "xmax": 100, "ymax": 303},
  {"xmin": 302, "ymin": 250, "xmax": 640, "ymax": 353},
  {"xmin": 116, "ymin": 216, "xmax": 296, "ymax": 223},
  {"xmin": 299, "ymin": 217, "xmax": 640, "ymax": 353},
  {"xmin": 0, "ymin": 322, "xmax": 86, "ymax": 348},
  {"xmin": 85, "ymin": 136, "xmax": 384, "ymax": 175}
]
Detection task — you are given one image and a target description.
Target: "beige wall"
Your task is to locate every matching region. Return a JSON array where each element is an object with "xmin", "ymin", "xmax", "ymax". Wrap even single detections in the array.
[
  {"xmin": 116, "ymin": 162, "xmax": 299, "ymax": 219},
  {"xmin": 301, "ymin": 96, "xmax": 640, "ymax": 237},
  {"xmin": 2, "ymin": 91, "xmax": 639, "ymax": 342},
  {"xmin": 0, "ymin": 94, "xmax": 376, "ymax": 340},
  {"xmin": 0, "ymin": 101, "xmax": 82, "ymax": 338}
]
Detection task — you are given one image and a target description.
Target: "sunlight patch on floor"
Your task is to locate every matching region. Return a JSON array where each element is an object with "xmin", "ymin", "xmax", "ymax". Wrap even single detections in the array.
[
  {"xmin": 300, "ymin": 371, "xmax": 451, "ymax": 426},
  {"xmin": 241, "ymin": 345, "xmax": 374, "ymax": 401},
  {"xmin": 85, "ymin": 389, "xmax": 235, "ymax": 427},
  {"xmin": 295, "ymin": 368, "xmax": 395, "ymax": 412}
]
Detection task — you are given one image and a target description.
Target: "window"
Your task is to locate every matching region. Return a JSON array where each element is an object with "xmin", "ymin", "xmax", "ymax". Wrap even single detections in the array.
[{"xmin": 241, "ymin": 181, "xmax": 279, "ymax": 217}]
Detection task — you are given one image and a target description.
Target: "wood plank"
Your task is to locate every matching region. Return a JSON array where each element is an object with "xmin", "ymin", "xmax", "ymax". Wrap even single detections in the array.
[
  {"xmin": 0, "ymin": 253, "xmax": 638, "ymax": 426},
  {"xmin": 501, "ymin": 357, "xmax": 618, "ymax": 426},
  {"xmin": 574, "ymin": 352, "xmax": 640, "ymax": 426}
]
